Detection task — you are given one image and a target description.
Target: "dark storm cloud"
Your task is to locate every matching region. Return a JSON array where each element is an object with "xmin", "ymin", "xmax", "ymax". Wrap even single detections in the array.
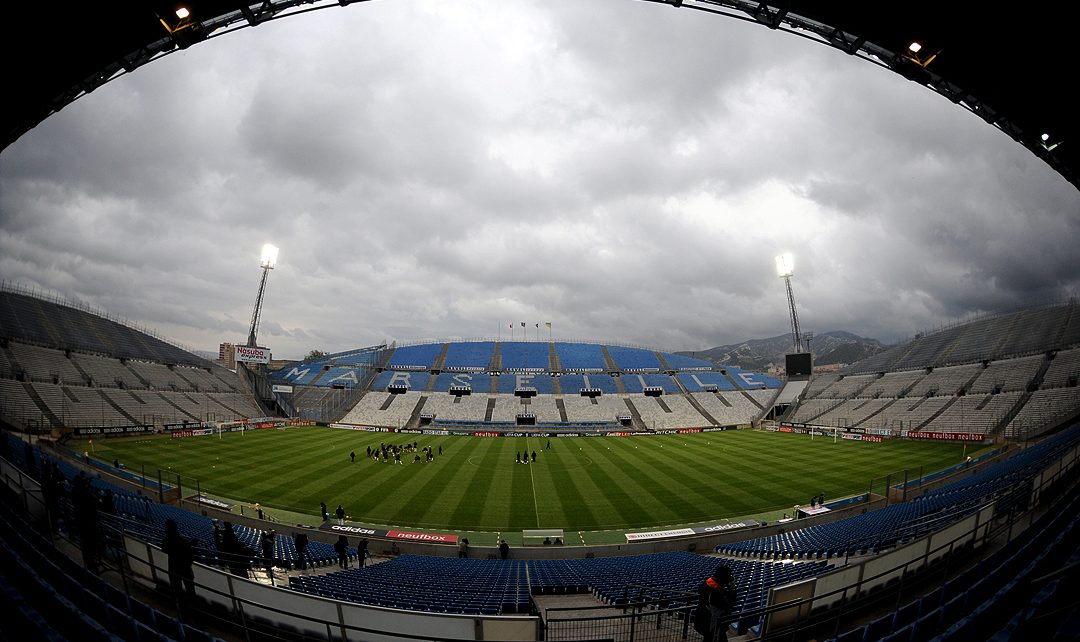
[{"xmin": 1, "ymin": 0, "xmax": 1078, "ymax": 359}]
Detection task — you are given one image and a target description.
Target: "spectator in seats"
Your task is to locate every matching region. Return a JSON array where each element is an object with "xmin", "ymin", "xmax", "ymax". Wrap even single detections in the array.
[
  {"xmin": 336, "ymin": 504, "xmax": 345, "ymax": 525},
  {"xmin": 499, "ymin": 540, "xmax": 510, "ymax": 560},
  {"xmin": 219, "ymin": 522, "xmax": 251, "ymax": 578},
  {"xmin": 162, "ymin": 519, "xmax": 197, "ymax": 610},
  {"xmin": 294, "ymin": 532, "xmax": 309, "ymax": 570},
  {"xmin": 694, "ymin": 564, "xmax": 737, "ymax": 640},
  {"xmin": 72, "ymin": 472, "xmax": 102, "ymax": 572},
  {"xmin": 260, "ymin": 530, "xmax": 276, "ymax": 575},
  {"xmin": 334, "ymin": 535, "xmax": 350, "ymax": 569},
  {"xmin": 459, "ymin": 538, "xmax": 470, "ymax": 558},
  {"xmin": 98, "ymin": 489, "xmax": 116, "ymax": 516},
  {"xmin": 358, "ymin": 538, "xmax": 369, "ymax": 567}
]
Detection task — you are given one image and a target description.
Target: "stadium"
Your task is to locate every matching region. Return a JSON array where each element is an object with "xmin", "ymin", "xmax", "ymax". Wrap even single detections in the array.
[{"xmin": 2, "ymin": 2, "xmax": 1080, "ymax": 642}]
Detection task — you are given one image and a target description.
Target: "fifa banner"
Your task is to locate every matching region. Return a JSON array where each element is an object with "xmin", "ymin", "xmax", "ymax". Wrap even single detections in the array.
[
  {"xmin": 907, "ymin": 431, "xmax": 986, "ymax": 442},
  {"xmin": 75, "ymin": 425, "xmax": 154, "ymax": 437},
  {"xmin": 320, "ymin": 523, "xmax": 459, "ymax": 543},
  {"xmin": 235, "ymin": 345, "xmax": 271, "ymax": 364},
  {"xmin": 625, "ymin": 528, "xmax": 696, "ymax": 542}
]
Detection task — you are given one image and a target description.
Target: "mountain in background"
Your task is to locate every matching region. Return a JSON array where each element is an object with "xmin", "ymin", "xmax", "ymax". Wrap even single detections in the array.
[{"xmin": 678, "ymin": 330, "xmax": 887, "ymax": 371}]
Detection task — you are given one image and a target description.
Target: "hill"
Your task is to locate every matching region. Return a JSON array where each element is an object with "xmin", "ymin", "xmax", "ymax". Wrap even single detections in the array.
[{"xmin": 678, "ymin": 330, "xmax": 886, "ymax": 371}]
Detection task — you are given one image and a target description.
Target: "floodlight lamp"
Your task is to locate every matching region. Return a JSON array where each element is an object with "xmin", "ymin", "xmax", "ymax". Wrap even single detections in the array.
[
  {"xmin": 1042, "ymin": 133, "xmax": 1050, "ymax": 142},
  {"xmin": 260, "ymin": 244, "xmax": 279, "ymax": 269},
  {"xmin": 908, "ymin": 41, "xmax": 923, "ymax": 54},
  {"xmin": 175, "ymin": 7, "xmax": 190, "ymax": 19},
  {"xmin": 775, "ymin": 253, "xmax": 795, "ymax": 277}
]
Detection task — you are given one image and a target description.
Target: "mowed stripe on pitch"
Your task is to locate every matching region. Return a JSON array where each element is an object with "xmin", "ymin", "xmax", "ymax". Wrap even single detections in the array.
[{"xmin": 74, "ymin": 428, "xmax": 967, "ymax": 531}]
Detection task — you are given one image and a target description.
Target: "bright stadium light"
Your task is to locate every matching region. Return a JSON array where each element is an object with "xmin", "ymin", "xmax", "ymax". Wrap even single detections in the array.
[
  {"xmin": 260, "ymin": 243, "xmax": 279, "ymax": 269},
  {"xmin": 248, "ymin": 244, "xmax": 280, "ymax": 347},
  {"xmin": 776, "ymin": 253, "xmax": 802, "ymax": 352},
  {"xmin": 775, "ymin": 253, "xmax": 795, "ymax": 277},
  {"xmin": 175, "ymin": 7, "xmax": 191, "ymax": 19}
]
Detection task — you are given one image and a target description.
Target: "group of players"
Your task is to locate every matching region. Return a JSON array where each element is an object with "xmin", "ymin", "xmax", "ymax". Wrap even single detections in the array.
[{"xmin": 350, "ymin": 442, "xmax": 443, "ymax": 465}]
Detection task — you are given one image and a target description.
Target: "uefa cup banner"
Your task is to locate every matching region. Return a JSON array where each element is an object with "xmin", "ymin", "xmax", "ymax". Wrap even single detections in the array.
[{"xmin": 235, "ymin": 345, "xmax": 271, "ymax": 363}]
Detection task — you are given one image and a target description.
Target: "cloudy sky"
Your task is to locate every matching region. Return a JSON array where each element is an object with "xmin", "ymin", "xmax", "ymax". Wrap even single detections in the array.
[{"xmin": 2, "ymin": 0, "xmax": 1078, "ymax": 360}]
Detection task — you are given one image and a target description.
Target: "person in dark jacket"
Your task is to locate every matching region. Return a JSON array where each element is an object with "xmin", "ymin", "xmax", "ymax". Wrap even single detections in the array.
[
  {"xmin": 162, "ymin": 519, "xmax": 197, "ymax": 608},
  {"xmin": 294, "ymin": 532, "xmax": 309, "ymax": 571},
  {"xmin": 696, "ymin": 564, "xmax": 737, "ymax": 640},
  {"xmin": 334, "ymin": 535, "xmax": 350, "ymax": 569}
]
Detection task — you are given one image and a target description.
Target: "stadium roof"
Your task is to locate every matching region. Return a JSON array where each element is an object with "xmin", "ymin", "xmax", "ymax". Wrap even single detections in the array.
[{"xmin": 4, "ymin": 1, "xmax": 1076, "ymax": 190}]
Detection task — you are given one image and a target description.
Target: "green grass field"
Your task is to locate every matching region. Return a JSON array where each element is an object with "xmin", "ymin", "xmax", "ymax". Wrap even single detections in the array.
[{"xmin": 73, "ymin": 427, "xmax": 967, "ymax": 536}]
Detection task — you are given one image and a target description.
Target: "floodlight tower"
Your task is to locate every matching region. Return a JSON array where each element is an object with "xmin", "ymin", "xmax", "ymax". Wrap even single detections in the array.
[
  {"xmin": 775, "ymin": 253, "xmax": 802, "ymax": 353},
  {"xmin": 246, "ymin": 244, "xmax": 279, "ymax": 348}
]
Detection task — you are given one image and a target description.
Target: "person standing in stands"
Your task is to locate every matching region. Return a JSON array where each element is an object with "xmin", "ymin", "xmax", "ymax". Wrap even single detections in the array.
[
  {"xmin": 294, "ymin": 532, "xmax": 309, "ymax": 571},
  {"xmin": 334, "ymin": 535, "xmax": 350, "ymax": 569},
  {"xmin": 358, "ymin": 538, "xmax": 369, "ymax": 567},
  {"xmin": 260, "ymin": 530, "xmax": 276, "ymax": 576},
  {"xmin": 695, "ymin": 564, "xmax": 737, "ymax": 640},
  {"xmin": 162, "ymin": 519, "xmax": 197, "ymax": 611},
  {"xmin": 336, "ymin": 504, "xmax": 346, "ymax": 525}
]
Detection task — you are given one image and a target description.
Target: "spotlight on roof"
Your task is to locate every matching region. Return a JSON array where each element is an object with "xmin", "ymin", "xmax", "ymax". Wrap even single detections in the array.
[
  {"xmin": 261, "ymin": 244, "xmax": 279, "ymax": 269},
  {"xmin": 775, "ymin": 253, "xmax": 795, "ymax": 278},
  {"xmin": 175, "ymin": 7, "xmax": 190, "ymax": 19},
  {"xmin": 1040, "ymin": 134, "xmax": 1063, "ymax": 152},
  {"xmin": 903, "ymin": 41, "xmax": 939, "ymax": 68}
]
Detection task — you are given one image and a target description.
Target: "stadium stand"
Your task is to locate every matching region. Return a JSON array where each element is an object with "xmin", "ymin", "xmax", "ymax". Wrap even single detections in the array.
[
  {"xmin": 554, "ymin": 342, "xmax": 606, "ymax": 371},
  {"xmin": 605, "ymin": 345, "xmax": 661, "ymax": 371},
  {"xmin": 619, "ymin": 373, "xmax": 679, "ymax": 394},
  {"xmin": 443, "ymin": 341, "xmax": 496, "ymax": 370},
  {"xmin": 1043, "ymin": 347, "xmax": 1080, "ymax": 388},
  {"xmin": 387, "ymin": 342, "xmax": 444, "ymax": 370},
  {"xmin": 632, "ymin": 395, "xmax": 708, "ymax": 430},
  {"xmin": 845, "ymin": 303, "xmax": 1080, "ymax": 375},
  {"xmin": 557, "ymin": 374, "xmax": 619, "ymax": 395},
  {"xmin": 431, "ymin": 371, "xmax": 485, "ymax": 392},
  {"xmin": 499, "ymin": 342, "xmax": 549, "ymax": 371},
  {"xmin": 660, "ymin": 352, "xmax": 714, "ymax": 371},
  {"xmin": 497, "ymin": 373, "xmax": 555, "ymax": 394},
  {"xmin": 370, "ymin": 370, "xmax": 430, "ymax": 392},
  {"xmin": 678, "ymin": 371, "xmax": 739, "ymax": 392},
  {"xmin": 339, "ymin": 391, "xmax": 424, "ymax": 427}
]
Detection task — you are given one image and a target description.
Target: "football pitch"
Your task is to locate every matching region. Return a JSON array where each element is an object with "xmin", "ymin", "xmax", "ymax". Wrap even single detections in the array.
[{"xmin": 73, "ymin": 427, "xmax": 968, "ymax": 537}]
